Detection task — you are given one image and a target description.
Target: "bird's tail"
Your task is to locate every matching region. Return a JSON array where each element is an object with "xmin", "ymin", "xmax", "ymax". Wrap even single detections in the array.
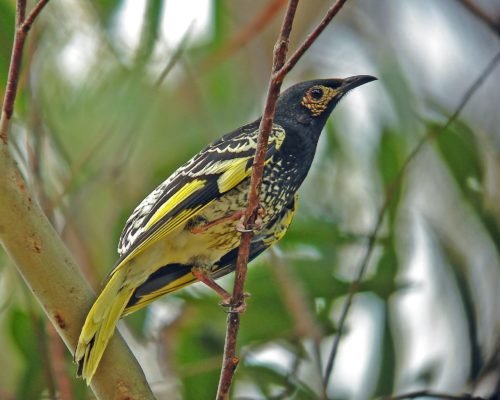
[{"xmin": 74, "ymin": 270, "xmax": 135, "ymax": 385}]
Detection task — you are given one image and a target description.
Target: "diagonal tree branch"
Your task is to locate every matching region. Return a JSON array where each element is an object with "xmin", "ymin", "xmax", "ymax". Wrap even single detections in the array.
[
  {"xmin": 216, "ymin": 0, "xmax": 350, "ymax": 398},
  {"xmin": 0, "ymin": 1, "xmax": 156, "ymax": 399},
  {"xmin": 457, "ymin": 0, "xmax": 500, "ymax": 36}
]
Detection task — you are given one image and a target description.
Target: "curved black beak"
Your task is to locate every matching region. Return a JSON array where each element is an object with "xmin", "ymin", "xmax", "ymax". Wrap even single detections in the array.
[{"xmin": 340, "ymin": 75, "xmax": 377, "ymax": 92}]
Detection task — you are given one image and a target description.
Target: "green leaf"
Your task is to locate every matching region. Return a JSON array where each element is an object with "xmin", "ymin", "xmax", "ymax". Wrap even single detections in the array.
[
  {"xmin": 377, "ymin": 129, "xmax": 407, "ymax": 224},
  {"xmin": 9, "ymin": 309, "xmax": 45, "ymax": 400},
  {"xmin": 364, "ymin": 243, "xmax": 399, "ymax": 300},
  {"xmin": 430, "ymin": 227, "xmax": 483, "ymax": 380},
  {"xmin": 10, "ymin": 309, "xmax": 38, "ymax": 359},
  {"xmin": 372, "ymin": 301, "xmax": 396, "ymax": 398},
  {"xmin": 92, "ymin": 0, "xmax": 124, "ymax": 29},
  {"xmin": 133, "ymin": 0, "xmax": 163, "ymax": 67},
  {"xmin": 433, "ymin": 120, "xmax": 482, "ymax": 205}
]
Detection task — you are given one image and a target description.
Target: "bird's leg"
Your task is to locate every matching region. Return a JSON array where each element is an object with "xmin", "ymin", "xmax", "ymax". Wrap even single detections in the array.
[
  {"xmin": 191, "ymin": 266, "xmax": 231, "ymax": 303},
  {"xmin": 236, "ymin": 205, "xmax": 266, "ymax": 233},
  {"xmin": 191, "ymin": 267, "xmax": 248, "ymax": 313},
  {"xmin": 189, "ymin": 211, "xmax": 245, "ymax": 234}
]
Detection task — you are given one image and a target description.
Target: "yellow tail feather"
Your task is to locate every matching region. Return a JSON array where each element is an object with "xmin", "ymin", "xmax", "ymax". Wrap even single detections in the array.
[{"xmin": 75, "ymin": 271, "xmax": 134, "ymax": 384}]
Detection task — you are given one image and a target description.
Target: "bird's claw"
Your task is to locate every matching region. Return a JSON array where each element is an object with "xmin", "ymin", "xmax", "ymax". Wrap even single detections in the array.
[
  {"xmin": 236, "ymin": 206, "xmax": 266, "ymax": 233},
  {"xmin": 219, "ymin": 293, "xmax": 251, "ymax": 313}
]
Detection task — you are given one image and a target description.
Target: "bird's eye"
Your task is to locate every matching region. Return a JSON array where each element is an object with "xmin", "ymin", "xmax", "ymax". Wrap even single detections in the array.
[{"xmin": 310, "ymin": 88, "xmax": 323, "ymax": 100}]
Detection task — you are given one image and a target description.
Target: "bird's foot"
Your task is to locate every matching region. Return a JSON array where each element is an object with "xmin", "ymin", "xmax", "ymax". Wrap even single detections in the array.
[
  {"xmin": 192, "ymin": 266, "xmax": 231, "ymax": 298},
  {"xmin": 191, "ymin": 267, "xmax": 250, "ymax": 313},
  {"xmin": 235, "ymin": 206, "xmax": 266, "ymax": 233},
  {"xmin": 219, "ymin": 293, "xmax": 251, "ymax": 314}
]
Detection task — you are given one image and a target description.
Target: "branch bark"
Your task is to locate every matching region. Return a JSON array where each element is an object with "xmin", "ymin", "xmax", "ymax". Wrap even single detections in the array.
[
  {"xmin": 215, "ymin": 2, "xmax": 299, "ymax": 397},
  {"xmin": 216, "ymin": 0, "xmax": 349, "ymax": 398},
  {"xmin": 0, "ymin": 1, "xmax": 155, "ymax": 399}
]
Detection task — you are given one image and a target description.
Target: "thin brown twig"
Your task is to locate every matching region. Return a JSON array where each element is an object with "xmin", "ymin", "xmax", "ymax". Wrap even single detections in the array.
[
  {"xmin": 379, "ymin": 389, "xmax": 485, "ymax": 400},
  {"xmin": 0, "ymin": 0, "xmax": 50, "ymax": 143},
  {"xmin": 278, "ymin": 0, "xmax": 348, "ymax": 80},
  {"xmin": 322, "ymin": 49, "xmax": 500, "ymax": 388},
  {"xmin": 17, "ymin": 0, "xmax": 27, "ymax": 23},
  {"xmin": 216, "ymin": 1, "xmax": 300, "ymax": 398},
  {"xmin": 457, "ymin": 0, "xmax": 500, "ymax": 36},
  {"xmin": 217, "ymin": 1, "xmax": 351, "ymax": 397},
  {"xmin": 20, "ymin": 0, "xmax": 50, "ymax": 33}
]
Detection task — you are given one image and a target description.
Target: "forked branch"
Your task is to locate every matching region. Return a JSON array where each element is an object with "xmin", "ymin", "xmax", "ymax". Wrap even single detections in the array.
[
  {"xmin": 216, "ymin": 0, "xmax": 350, "ymax": 398},
  {"xmin": 0, "ymin": 0, "xmax": 50, "ymax": 143}
]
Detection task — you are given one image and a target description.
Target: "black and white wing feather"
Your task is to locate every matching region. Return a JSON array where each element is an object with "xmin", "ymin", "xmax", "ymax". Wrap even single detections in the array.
[{"xmin": 114, "ymin": 122, "xmax": 286, "ymax": 271}]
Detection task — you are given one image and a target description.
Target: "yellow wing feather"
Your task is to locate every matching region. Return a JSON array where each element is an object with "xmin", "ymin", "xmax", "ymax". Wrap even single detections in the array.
[
  {"xmin": 76, "ymin": 124, "xmax": 288, "ymax": 384},
  {"xmin": 145, "ymin": 179, "xmax": 206, "ymax": 229},
  {"xmin": 75, "ymin": 272, "xmax": 135, "ymax": 382}
]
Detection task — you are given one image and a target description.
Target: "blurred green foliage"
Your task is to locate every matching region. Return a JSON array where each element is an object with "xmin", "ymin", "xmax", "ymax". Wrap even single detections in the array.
[{"xmin": 0, "ymin": 1, "xmax": 499, "ymax": 399}]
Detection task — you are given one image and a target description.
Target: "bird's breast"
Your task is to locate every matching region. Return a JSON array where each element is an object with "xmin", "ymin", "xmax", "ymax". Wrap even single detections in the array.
[{"xmin": 189, "ymin": 157, "xmax": 298, "ymax": 242}]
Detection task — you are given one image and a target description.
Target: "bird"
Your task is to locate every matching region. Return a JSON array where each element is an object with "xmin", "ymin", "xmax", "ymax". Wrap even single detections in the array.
[{"xmin": 74, "ymin": 75, "xmax": 377, "ymax": 383}]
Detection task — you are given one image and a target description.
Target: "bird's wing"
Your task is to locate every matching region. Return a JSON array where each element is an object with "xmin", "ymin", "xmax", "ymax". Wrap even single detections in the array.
[
  {"xmin": 121, "ymin": 194, "xmax": 298, "ymax": 315},
  {"xmin": 112, "ymin": 123, "xmax": 286, "ymax": 274}
]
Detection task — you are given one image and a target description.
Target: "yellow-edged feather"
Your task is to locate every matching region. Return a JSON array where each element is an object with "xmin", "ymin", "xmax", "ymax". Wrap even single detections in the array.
[
  {"xmin": 75, "ymin": 125, "xmax": 289, "ymax": 384},
  {"xmin": 75, "ymin": 272, "xmax": 135, "ymax": 380},
  {"xmin": 217, "ymin": 157, "xmax": 253, "ymax": 192},
  {"xmin": 145, "ymin": 179, "xmax": 207, "ymax": 229}
]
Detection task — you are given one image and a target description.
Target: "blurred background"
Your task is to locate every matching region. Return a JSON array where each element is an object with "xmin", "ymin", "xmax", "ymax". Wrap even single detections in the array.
[{"xmin": 0, "ymin": 0, "xmax": 499, "ymax": 399}]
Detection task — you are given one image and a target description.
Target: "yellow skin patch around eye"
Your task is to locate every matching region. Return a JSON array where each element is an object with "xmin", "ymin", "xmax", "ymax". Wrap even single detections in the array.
[{"xmin": 301, "ymin": 85, "xmax": 338, "ymax": 117}]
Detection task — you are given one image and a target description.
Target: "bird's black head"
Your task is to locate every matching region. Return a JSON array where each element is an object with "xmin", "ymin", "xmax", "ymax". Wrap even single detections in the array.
[{"xmin": 274, "ymin": 75, "xmax": 377, "ymax": 138}]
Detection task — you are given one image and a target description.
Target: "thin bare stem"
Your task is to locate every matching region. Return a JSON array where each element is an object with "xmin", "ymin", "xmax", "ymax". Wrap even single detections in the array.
[
  {"xmin": 17, "ymin": 0, "xmax": 27, "ymax": 23},
  {"xmin": 322, "ymin": 50, "xmax": 500, "ymax": 388},
  {"xmin": 379, "ymin": 389, "xmax": 484, "ymax": 400},
  {"xmin": 457, "ymin": 0, "xmax": 500, "ymax": 36},
  {"xmin": 0, "ymin": 0, "xmax": 50, "ymax": 143},
  {"xmin": 21, "ymin": 0, "xmax": 50, "ymax": 32},
  {"xmin": 278, "ymin": 0, "xmax": 348, "ymax": 80},
  {"xmin": 216, "ymin": 0, "xmax": 352, "ymax": 396},
  {"xmin": 216, "ymin": 1, "xmax": 299, "ymax": 398}
]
